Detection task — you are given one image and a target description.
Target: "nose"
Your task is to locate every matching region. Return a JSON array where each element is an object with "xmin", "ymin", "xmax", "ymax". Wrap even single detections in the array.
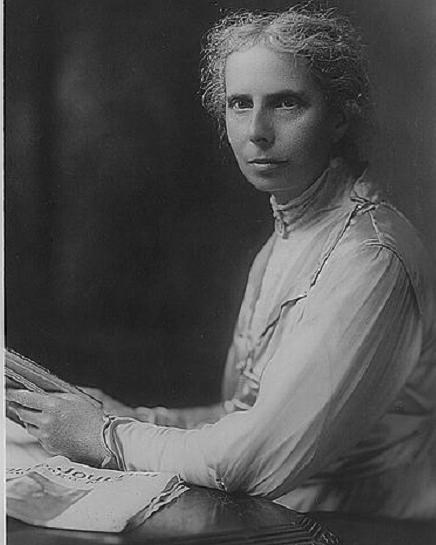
[{"xmin": 248, "ymin": 107, "xmax": 274, "ymax": 146}]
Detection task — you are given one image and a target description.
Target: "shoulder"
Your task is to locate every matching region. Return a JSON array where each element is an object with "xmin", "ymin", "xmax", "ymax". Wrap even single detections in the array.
[
  {"xmin": 337, "ymin": 172, "xmax": 436, "ymax": 321},
  {"xmin": 348, "ymin": 173, "xmax": 434, "ymax": 278}
]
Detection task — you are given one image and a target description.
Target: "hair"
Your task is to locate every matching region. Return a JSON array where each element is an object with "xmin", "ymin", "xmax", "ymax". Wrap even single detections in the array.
[{"xmin": 200, "ymin": 4, "xmax": 373, "ymax": 163}]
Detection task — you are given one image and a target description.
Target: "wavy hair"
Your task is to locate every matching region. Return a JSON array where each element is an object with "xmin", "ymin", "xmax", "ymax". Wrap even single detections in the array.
[{"xmin": 200, "ymin": 4, "xmax": 373, "ymax": 162}]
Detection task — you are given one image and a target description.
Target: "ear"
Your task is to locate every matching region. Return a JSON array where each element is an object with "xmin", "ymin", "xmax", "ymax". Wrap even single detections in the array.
[{"xmin": 331, "ymin": 110, "xmax": 349, "ymax": 143}]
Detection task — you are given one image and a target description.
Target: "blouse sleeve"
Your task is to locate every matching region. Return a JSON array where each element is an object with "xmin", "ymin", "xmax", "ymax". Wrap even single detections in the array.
[{"xmin": 103, "ymin": 240, "xmax": 423, "ymax": 498}]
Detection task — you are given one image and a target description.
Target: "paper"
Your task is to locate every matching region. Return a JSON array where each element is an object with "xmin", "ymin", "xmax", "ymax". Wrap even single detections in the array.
[
  {"xmin": 6, "ymin": 419, "xmax": 51, "ymax": 469},
  {"xmin": 5, "ymin": 348, "xmax": 100, "ymax": 404},
  {"xmin": 7, "ymin": 456, "xmax": 187, "ymax": 532}
]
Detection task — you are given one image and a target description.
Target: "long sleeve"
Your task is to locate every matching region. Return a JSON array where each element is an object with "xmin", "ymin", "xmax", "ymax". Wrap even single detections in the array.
[{"xmin": 104, "ymin": 240, "xmax": 423, "ymax": 498}]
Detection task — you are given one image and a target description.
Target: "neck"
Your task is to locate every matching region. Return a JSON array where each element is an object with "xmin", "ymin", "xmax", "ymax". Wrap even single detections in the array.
[
  {"xmin": 271, "ymin": 163, "xmax": 331, "ymax": 205},
  {"xmin": 269, "ymin": 158, "xmax": 349, "ymax": 238}
]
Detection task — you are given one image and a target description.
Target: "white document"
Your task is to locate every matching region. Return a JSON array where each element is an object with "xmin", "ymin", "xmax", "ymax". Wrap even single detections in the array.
[{"xmin": 7, "ymin": 455, "xmax": 187, "ymax": 532}]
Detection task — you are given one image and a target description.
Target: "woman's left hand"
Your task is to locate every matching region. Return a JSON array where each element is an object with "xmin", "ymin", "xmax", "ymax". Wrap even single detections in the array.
[{"xmin": 6, "ymin": 390, "xmax": 109, "ymax": 466}]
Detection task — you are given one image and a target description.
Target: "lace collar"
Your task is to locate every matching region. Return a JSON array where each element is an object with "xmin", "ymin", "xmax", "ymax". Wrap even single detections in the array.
[{"xmin": 270, "ymin": 158, "xmax": 349, "ymax": 238}]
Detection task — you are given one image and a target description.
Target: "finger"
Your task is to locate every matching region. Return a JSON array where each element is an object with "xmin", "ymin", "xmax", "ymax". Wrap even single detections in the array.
[
  {"xmin": 6, "ymin": 390, "xmax": 53, "ymax": 410},
  {"xmin": 71, "ymin": 388, "xmax": 103, "ymax": 408},
  {"xmin": 5, "ymin": 388, "xmax": 26, "ymax": 402},
  {"xmin": 6, "ymin": 403, "xmax": 21, "ymax": 423},
  {"xmin": 13, "ymin": 406, "xmax": 44, "ymax": 427},
  {"xmin": 23, "ymin": 422, "xmax": 40, "ymax": 435},
  {"xmin": 53, "ymin": 392, "xmax": 100, "ymax": 409},
  {"xmin": 52, "ymin": 393, "xmax": 82, "ymax": 401},
  {"xmin": 8, "ymin": 400, "xmax": 41, "ymax": 413},
  {"xmin": 22, "ymin": 422, "xmax": 46, "ymax": 442},
  {"xmin": 6, "ymin": 377, "xmax": 24, "ymax": 389},
  {"xmin": 6, "ymin": 389, "xmax": 35, "ymax": 404},
  {"xmin": 79, "ymin": 387, "xmax": 103, "ymax": 399}
]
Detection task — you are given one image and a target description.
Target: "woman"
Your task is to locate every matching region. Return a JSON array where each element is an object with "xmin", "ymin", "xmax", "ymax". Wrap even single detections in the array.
[{"xmin": 7, "ymin": 6, "xmax": 436, "ymax": 518}]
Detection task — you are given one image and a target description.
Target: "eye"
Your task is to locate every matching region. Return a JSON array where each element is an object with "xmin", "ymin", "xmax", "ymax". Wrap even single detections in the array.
[
  {"xmin": 275, "ymin": 96, "xmax": 300, "ymax": 109},
  {"xmin": 227, "ymin": 97, "xmax": 253, "ymax": 111}
]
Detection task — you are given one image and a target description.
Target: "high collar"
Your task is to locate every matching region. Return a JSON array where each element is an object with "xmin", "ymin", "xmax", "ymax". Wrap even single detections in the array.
[{"xmin": 269, "ymin": 158, "xmax": 353, "ymax": 238}]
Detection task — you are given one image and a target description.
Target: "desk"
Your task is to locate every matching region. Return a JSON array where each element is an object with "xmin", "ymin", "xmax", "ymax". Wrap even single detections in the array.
[
  {"xmin": 312, "ymin": 512, "xmax": 436, "ymax": 545},
  {"xmin": 7, "ymin": 487, "xmax": 436, "ymax": 545}
]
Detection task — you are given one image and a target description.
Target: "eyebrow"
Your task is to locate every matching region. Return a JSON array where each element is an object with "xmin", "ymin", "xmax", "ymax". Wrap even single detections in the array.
[{"xmin": 226, "ymin": 89, "xmax": 309, "ymax": 105}]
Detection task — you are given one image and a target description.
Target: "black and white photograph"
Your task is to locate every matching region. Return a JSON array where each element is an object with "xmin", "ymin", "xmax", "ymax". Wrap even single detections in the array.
[{"xmin": 5, "ymin": 1, "xmax": 436, "ymax": 543}]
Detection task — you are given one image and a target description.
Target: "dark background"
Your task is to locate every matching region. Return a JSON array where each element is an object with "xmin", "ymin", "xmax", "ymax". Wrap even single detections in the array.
[{"xmin": 5, "ymin": 0, "xmax": 436, "ymax": 407}]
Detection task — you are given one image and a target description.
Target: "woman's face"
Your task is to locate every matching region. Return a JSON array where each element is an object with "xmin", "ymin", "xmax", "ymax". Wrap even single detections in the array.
[{"xmin": 225, "ymin": 44, "xmax": 345, "ymax": 203}]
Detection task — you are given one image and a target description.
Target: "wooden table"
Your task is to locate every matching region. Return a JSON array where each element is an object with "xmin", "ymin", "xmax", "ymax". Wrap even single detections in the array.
[
  {"xmin": 311, "ymin": 512, "xmax": 436, "ymax": 545},
  {"xmin": 7, "ymin": 486, "xmax": 436, "ymax": 545}
]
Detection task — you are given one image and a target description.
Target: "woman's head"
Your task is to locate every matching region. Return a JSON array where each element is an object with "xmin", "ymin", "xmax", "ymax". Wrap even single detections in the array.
[{"xmin": 201, "ymin": 5, "xmax": 372, "ymax": 165}]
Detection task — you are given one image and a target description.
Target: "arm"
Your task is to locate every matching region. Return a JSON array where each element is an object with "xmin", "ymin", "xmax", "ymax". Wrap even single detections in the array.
[
  {"xmin": 103, "ymin": 241, "xmax": 422, "ymax": 496},
  {"xmin": 8, "ymin": 242, "xmax": 422, "ymax": 495}
]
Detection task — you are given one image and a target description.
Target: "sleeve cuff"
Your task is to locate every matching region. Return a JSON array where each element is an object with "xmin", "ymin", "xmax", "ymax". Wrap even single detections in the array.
[{"xmin": 100, "ymin": 415, "xmax": 124, "ymax": 470}]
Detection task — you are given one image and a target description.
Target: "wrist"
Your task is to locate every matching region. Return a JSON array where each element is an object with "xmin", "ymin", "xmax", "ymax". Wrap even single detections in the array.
[{"xmin": 99, "ymin": 415, "xmax": 120, "ymax": 469}]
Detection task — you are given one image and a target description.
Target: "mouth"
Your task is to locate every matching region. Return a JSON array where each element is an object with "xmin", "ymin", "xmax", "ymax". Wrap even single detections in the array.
[{"xmin": 247, "ymin": 158, "xmax": 288, "ymax": 171}]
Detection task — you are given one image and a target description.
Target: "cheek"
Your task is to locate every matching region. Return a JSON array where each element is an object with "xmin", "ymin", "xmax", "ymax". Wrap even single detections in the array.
[
  {"xmin": 288, "ymin": 117, "xmax": 334, "ymax": 157},
  {"xmin": 225, "ymin": 119, "xmax": 243, "ymax": 157}
]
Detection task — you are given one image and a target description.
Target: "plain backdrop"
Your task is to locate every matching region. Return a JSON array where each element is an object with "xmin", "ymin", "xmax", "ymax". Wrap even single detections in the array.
[{"xmin": 5, "ymin": 0, "xmax": 436, "ymax": 407}]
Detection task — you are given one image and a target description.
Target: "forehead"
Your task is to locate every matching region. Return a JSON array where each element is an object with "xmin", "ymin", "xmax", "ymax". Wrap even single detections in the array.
[{"xmin": 224, "ymin": 44, "xmax": 318, "ymax": 97}]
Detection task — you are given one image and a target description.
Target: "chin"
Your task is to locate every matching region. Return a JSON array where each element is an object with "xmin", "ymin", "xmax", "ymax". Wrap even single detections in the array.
[{"xmin": 245, "ymin": 174, "xmax": 292, "ymax": 195}]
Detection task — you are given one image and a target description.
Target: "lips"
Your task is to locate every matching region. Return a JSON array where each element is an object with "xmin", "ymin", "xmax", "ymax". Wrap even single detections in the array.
[
  {"xmin": 247, "ymin": 158, "xmax": 288, "ymax": 172},
  {"xmin": 248, "ymin": 158, "xmax": 287, "ymax": 164}
]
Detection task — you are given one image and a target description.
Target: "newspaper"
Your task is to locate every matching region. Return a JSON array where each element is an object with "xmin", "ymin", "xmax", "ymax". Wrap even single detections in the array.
[
  {"xmin": 6, "ymin": 456, "xmax": 188, "ymax": 532},
  {"xmin": 6, "ymin": 418, "xmax": 51, "ymax": 469}
]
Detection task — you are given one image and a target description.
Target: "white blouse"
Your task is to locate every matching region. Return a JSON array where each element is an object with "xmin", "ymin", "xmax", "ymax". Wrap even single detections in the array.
[{"xmin": 103, "ymin": 160, "xmax": 436, "ymax": 518}]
